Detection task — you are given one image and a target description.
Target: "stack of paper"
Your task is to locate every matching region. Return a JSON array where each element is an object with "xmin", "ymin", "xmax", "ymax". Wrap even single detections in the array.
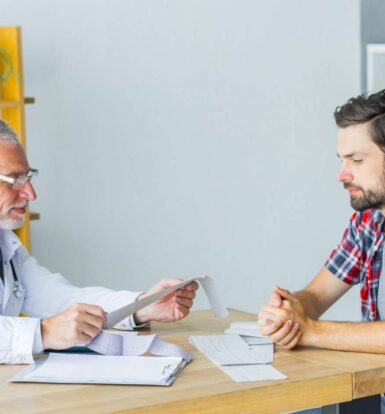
[
  {"xmin": 189, "ymin": 321, "xmax": 287, "ymax": 383},
  {"xmin": 225, "ymin": 321, "xmax": 268, "ymax": 338},
  {"xmin": 225, "ymin": 321, "xmax": 273, "ymax": 356},
  {"xmin": 11, "ymin": 275, "xmax": 229, "ymax": 387},
  {"xmin": 10, "ymin": 353, "xmax": 187, "ymax": 386},
  {"xmin": 189, "ymin": 334, "xmax": 273, "ymax": 365}
]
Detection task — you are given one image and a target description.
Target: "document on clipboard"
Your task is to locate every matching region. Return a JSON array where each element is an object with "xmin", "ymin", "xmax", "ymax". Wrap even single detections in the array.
[{"xmin": 10, "ymin": 353, "xmax": 187, "ymax": 386}]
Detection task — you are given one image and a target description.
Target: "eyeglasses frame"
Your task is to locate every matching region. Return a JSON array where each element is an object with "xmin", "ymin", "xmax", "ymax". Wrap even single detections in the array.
[{"xmin": 0, "ymin": 168, "xmax": 39, "ymax": 189}]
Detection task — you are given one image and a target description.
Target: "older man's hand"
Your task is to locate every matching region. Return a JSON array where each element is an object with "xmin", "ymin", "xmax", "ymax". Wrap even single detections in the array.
[
  {"xmin": 41, "ymin": 303, "xmax": 106, "ymax": 350},
  {"xmin": 134, "ymin": 278, "xmax": 199, "ymax": 324}
]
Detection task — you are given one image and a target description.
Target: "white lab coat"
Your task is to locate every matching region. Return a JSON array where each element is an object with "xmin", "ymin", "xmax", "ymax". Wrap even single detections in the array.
[{"xmin": 0, "ymin": 229, "xmax": 142, "ymax": 364}]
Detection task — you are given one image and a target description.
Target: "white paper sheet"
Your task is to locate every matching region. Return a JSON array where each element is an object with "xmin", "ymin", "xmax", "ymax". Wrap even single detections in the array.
[
  {"xmin": 189, "ymin": 335, "xmax": 273, "ymax": 365},
  {"xmin": 109, "ymin": 330, "xmax": 139, "ymax": 336},
  {"xmin": 220, "ymin": 364, "xmax": 287, "ymax": 382},
  {"xmin": 241, "ymin": 335, "xmax": 273, "ymax": 346},
  {"xmin": 225, "ymin": 321, "xmax": 269, "ymax": 338},
  {"xmin": 106, "ymin": 275, "xmax": 228, "ymax": 328},
  {"xmin": 189, "ymin": 330, "xmax": 287, "ymax": 383},
  {"xmin": 11, "ymin": 353, "xmax": 186, "ymax": 386}
]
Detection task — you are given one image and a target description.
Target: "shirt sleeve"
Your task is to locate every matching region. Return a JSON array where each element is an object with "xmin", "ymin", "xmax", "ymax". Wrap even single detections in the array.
[
  {"xmin": 325, "ymin": 214, "xmax": 363, "ymax": 285},
  {"xmin": 17, "ymin": 245, "xmax": 144, "ymax": 330},
  {"xmin": 0, "ymin": 316, "xmax": 39, "ymax": 364}
]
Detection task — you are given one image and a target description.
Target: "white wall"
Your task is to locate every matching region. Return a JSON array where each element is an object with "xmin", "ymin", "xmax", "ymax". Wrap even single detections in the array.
[{"xmin": 0, "ymin": 0, "xmax": 361, "ymax": 320}]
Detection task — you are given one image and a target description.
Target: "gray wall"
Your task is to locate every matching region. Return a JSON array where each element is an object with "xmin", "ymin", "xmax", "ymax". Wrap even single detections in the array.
[
  {"xmin": 361, "ymin": 0, "xmax": 385, "ymax": 91},
  {"xmin": 0, "ymin": 0, "xmax": 361, "ymax": 320}
]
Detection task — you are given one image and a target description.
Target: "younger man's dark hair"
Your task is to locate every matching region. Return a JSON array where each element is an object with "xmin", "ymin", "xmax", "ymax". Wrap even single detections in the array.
[{"xmin": 334, "ymin": 89, "xmax": 385, "ymax": 153}]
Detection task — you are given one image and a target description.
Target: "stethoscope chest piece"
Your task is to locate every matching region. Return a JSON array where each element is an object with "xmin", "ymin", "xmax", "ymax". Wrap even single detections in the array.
[
  {"xmin": 10, "ymin": 260, "xmax": 24, "ymax": 298},
  {"xmin": 13, "ymin": 280, "xmax": 24, "ymax": 298}
]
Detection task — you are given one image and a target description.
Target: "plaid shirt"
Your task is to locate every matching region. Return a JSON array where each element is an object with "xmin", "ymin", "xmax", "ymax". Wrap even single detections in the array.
[{"xmin": 325, "ymin": 208, "xmax": 385, "ymax": 321}]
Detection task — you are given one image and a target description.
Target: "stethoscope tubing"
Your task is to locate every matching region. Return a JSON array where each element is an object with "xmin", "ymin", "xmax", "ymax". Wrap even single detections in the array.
[{"xmin": 0, "ymin": 248, "xmax": 24, "ymax": 299}]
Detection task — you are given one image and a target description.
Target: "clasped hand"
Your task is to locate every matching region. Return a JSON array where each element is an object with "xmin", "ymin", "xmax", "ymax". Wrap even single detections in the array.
[{"xmin": 258, "ymin": 286, "xmax": 311, "ymax": 349}]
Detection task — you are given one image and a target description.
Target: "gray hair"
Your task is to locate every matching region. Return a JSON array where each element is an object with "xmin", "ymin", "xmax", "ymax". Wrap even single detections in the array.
[{"xmin": 0, "ymin": 120, "xmax": 19, "ymax": 144}]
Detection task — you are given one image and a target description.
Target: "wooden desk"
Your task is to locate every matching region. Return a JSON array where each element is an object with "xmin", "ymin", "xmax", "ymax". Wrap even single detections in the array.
[
  {"xmin": 0, "ymin": 309, "xmax": 353, "ymax": 414},
  {"xmin": 280, "ymin": 345, "xmax": 385, "ymax": 399}
]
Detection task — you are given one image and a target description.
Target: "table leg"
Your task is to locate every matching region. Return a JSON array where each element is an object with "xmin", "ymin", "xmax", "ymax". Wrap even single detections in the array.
[{"xmin": 339, "ymin": 395, "xmax": 381, "ymax": 414}]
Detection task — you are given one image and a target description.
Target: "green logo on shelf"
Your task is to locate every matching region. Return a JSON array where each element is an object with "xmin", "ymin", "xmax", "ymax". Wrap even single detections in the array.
[{"xmin": 0, "ymin": 47, "xmax": 18, "ymax": 83}]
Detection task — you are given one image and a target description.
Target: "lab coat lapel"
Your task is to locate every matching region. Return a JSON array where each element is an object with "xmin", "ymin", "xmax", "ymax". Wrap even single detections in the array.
[{"xmin": 0, "ymin": 230, "xmax": 22, "ymax": 315}]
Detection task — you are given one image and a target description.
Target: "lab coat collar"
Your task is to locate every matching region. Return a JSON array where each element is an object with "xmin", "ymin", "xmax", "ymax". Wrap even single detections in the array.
[{"xmin": 0, "ymin": 230, "xmax": 21, "ymax": 262}]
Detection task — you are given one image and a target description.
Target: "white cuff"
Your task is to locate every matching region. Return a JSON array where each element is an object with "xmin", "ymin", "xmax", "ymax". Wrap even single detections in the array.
[
  {"xmin": 1, "ymin": 317, "xmax": 40, "ymax": 364},
  {"xmin": 32, "ymin": 321, "xmax": 44, "ymax": 354},
  {"xmin": 113, "ymin": 292, "xmax": 151, "ymax": 330}
]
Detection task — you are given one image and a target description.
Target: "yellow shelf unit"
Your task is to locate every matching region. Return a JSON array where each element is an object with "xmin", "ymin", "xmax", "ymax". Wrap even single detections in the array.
[{"xmin": 0, "ymin": 26, "xmax": 36, "ymax": 252}]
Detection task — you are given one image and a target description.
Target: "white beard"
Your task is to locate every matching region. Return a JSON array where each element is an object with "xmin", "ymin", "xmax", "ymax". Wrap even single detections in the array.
[{"xmin": 0, "ymin": 215, "xmax": 24, "ymax": 230}]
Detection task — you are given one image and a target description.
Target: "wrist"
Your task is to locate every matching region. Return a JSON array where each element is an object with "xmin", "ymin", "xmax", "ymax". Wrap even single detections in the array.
[
  {"xmin": 134, "ymin": 308, "xmax": 150, "ymax": 324},
  {"xmin": 300, "ymin": 318, "xmax": 319, "ymax": 346},
  {"xmin": 133, "ymin": 292, "xmax": 151, "ymax": 324}
]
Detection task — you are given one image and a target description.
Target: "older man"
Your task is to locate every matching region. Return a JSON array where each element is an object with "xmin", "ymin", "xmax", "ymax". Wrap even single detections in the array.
[{"xmin": 0, "ymin": 120, "xmax": 198, "ymax": 364}]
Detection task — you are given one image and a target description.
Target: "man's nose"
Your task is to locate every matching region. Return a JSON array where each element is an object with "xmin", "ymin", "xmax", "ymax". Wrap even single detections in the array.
[
  {"xmin": 19, "ymin": 181, "xmax": 37, "ymax": 201},
  {"xmin": 338, "ymin": 170, "xmax": 354, "ymax": 182},
  {"xmin": 337, "ymin": 165, "xmax": 353, "ymax": 182}
]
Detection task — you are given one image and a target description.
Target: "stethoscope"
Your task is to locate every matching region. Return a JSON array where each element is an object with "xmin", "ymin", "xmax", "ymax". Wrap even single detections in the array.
[
  {"xmin": 0, "ymin": 259, "xmax": 24, "ymax": 299},
  {"xmin": 10, "ymin": 260, "xmax": 24, "ymax": 299}
]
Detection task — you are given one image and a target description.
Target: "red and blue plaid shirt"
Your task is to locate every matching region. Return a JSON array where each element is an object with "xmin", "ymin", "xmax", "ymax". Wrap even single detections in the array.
[{"xmin": 325, "ymin": 208, "xmax": 385, "ymax": 321}]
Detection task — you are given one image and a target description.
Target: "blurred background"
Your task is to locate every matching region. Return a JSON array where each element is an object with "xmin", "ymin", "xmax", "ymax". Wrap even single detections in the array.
[{"xmin": 1, "ymin": 0, "xmax": 383, "ymax": 320}]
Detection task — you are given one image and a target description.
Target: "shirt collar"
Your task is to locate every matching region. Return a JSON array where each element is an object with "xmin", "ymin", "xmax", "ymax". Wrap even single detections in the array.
[
  {"xmin": 0, "ymin": 229, "xmax": 21, "ymax": 262},
  {"xmin": 372, "ymin": 209, "xmax": 385, "ymax": 226}
]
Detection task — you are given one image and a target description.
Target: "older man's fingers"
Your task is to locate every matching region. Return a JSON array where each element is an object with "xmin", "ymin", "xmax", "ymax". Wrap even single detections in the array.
[
  {"xmin": 175, "ymin": 296, "xmax": 194, "ymax": 308},
  {"xmin": 176, "ymin": 289, "xmax": 196, "ymax": 300},
  {"xmin": 186, "ymin": 281, "xmax": 199, "ymax": 291}
]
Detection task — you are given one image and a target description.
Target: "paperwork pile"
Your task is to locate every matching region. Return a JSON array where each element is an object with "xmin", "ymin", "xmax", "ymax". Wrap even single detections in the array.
[
  {"xmin": 11, "ymin": 275, "xmax": 227, "ymax": 386},
  {"xmin": 10, "ymin": 353, "xmax": 186, "ymax": 386},
  {"xmin": 189, "ymin": 321, "xmax": 287, "ymax": 382}
]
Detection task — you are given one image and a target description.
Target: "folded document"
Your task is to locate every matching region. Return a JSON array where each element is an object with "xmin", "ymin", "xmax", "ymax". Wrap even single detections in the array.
[
  {"xmin": 189, "ymin": 334, "xmax": 273, "ymax": 365},
  {"xmin": 88, "ymin": 332, "xmax": 192, "ymax": 362},
  {"xmin": 189, "ymin": 328, "xmax": 287, "ymax": 382}
]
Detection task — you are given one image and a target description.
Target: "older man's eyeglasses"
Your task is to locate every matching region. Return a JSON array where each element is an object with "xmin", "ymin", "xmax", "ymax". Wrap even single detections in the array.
[{"xmin": 0, "ymin": 168, "xmax": 39, "ymax": 190}]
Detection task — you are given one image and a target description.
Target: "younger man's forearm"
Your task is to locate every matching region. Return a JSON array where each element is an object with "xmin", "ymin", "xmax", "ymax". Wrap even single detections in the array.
[{"xmin": 301, "ymin": 319, "xmax": 385, "ymax": 353}]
